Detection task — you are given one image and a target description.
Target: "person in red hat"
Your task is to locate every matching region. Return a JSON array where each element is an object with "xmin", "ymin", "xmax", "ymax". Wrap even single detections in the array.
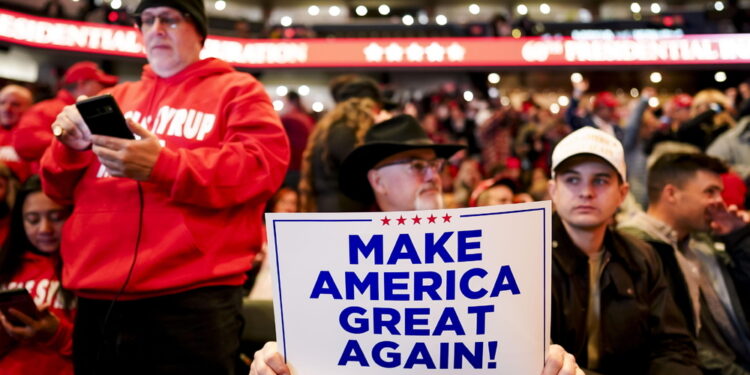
[
  {"xmin": 12, "ymin": 61, "xmax": 118, "ymax": 168},
  {"xmin": 565, "ymin": 79, "xmax": 623, "ymax": 141},
  {"xmin": 667, "ymin": 94, "xmax": 693, "ymax": 127}
]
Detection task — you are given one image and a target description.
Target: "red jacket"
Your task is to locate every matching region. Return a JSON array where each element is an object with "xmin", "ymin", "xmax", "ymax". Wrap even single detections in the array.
[
  {"xmin": 40, "ymin": 58, "xmax": 290, "ymax": 299},
  {"xmin": 13, "ymin": 89, "xmax": 76, "ymax": 168},
  {"xmin": 0, "ymin": 126, "xmax": 33, "ymax": 182},
  {"xmin": 0, "ymin": 252, "xmax": 75, "ymax": 375}
]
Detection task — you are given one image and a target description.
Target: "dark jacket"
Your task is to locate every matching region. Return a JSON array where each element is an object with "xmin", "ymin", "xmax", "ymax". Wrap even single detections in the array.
[
  {"xmin": 309, "ymin": 119, "xmax": 371, "ymax": 212},
  {"xmin": 620, "ymin": 216, "xmax": 750, "ymax": 374},
  {"xmin": 551, "ymin": 214, "xmax": 700, "ymax": 375}
]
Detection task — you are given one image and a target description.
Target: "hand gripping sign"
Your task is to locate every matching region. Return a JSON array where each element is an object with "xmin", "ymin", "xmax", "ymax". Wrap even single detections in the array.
[{"xmin": 266, "ymin": 201, "xmax": 551, "ymax": 374}]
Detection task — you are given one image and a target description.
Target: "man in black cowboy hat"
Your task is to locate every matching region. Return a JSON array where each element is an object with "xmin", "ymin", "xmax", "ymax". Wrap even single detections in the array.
[
  {"xmin": 250, "ymin": 114, "xmax": 585, "ymax": 375},
  {"xmin": 338, "ymin": 114, "xmax": 461, "ymax": 211}
]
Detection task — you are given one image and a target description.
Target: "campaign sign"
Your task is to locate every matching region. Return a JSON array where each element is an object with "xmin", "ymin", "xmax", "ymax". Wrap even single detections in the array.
[{"xmin": 266, "ymin": 201, "xmax": 551, "ymax": 374}]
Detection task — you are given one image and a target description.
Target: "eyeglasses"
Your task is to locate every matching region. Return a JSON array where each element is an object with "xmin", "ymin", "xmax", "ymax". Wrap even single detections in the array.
[
  {"xmin": 375, "ymin": 158, "xmax": 446, "ymax": 176},
  {"xmin": 134, "ymin": 13, "xmax": 189, "ymax": 30},
  {"xmin": 23, "ymin": 210, "xmax": 68, "ymax": 226}
]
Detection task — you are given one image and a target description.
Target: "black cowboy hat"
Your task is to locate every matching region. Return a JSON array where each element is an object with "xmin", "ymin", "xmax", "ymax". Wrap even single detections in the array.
[{"xmin": 339, "ymin": 114, "xmax": 464, "ymax": 204}]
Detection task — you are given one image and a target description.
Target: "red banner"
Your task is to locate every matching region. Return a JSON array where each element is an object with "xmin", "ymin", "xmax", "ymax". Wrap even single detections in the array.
[{"xmin": 3, "ymin": 8, "xmax": 750, "ymax": 68}]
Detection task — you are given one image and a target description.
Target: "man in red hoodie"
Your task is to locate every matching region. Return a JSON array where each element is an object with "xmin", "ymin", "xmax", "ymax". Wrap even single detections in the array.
[
  {"xmin": 41, "ymin": 0, "xmax": 290, "ymax": 374},
  {"xmin": 13, "ymin": 61, "xmax": 118, "ymax": 170}
]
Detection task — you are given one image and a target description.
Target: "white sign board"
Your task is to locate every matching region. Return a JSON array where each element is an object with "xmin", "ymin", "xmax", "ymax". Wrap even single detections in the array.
[{"xmin": 266, "ymin": 201, "xmax": 551, "ymax": 374}]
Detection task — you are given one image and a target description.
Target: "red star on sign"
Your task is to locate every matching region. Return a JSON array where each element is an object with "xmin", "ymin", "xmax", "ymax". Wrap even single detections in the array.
[
  {"xmin": 381, "ymin": 216, "xmax": 391, "ymax": 225},
  {"xmin": 427, "ymin": 214, "xmax": 437, "ymax": 223},
  {"xmin": 442, "ymin": 213, "xmax": 452, "ymax": 223},
  {"xmin": 396, "ymin": 216, "xmax": 407, "ymax": 225},
  {"xmin": 412, "ymin": 215, "xmax": 422, "ymax": 224}
]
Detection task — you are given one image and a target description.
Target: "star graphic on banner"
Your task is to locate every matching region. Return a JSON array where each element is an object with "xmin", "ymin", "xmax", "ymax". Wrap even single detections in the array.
[
  {"xmin": 446, "ymin": 42, "xmax": 466, "ymax": 62},
  {"xmin": 381, "ymin": 216, "xmax": 391, "ymax": 225},
  {"xmin": 442, "ymin": 213, "xmax": 452, "ymax": 223},
  {"xmin": 364, "ymin": 42, "xmax": 384, "ymax": 62},
  {"xmin": 427, "ymin": 214, "xmax": 437, "ymax": 223},
  {"xmin": 385, "ymin": 42, "xmax": 404, "ymax": 62},
  {"xmin": 397, "ymin": 216, "xmax": 407, "ymax": 225},
  {"xmin": 406, "ymin": 42, "xmax": 425, "ymax": 62},
  {"xmin": 425, "ymin": 42, "xmax": 445, "ymax": 62},
  {"xmin": 412, "ymin": 215, "xmax": 422, "ymax": 224}
]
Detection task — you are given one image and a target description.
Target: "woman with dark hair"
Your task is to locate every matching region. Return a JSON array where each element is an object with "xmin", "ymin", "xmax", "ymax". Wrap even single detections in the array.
[{"xmin": 0, "ymin": 175, "xmax": 73, "ymax": 374}]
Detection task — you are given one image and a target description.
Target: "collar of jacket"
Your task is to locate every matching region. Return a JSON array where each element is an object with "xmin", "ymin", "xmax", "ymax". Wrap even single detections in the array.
[{"xmin": 552, "ymin": 212, "xmax": 641, "ymax": 278}]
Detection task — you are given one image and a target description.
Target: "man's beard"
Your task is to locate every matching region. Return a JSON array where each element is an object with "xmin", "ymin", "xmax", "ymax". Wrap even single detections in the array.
[{"xmin": 414, "ymin": 184, "xmax": 443, "ymax": 210}]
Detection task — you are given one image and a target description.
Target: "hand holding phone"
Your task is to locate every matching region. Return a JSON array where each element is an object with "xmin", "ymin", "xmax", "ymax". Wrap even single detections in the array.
[
  {"xmin": 0, "ymin": 289, "xmax": 60, "ymax": 343},
  {"xmin": 0, "ymin": 289, "xmax": 40, "ymax": 326},
  {"xmin": 76, "ymin": 94, "xmax": 134, "ymax": 140}
]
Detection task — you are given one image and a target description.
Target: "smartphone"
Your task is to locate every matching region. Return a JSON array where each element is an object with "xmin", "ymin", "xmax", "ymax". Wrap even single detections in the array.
[
  {"xmin": 76, "ymin": 94, "xmax": 134, "ymax": 140},
  {"xmin": 0, "ymin": 289, "xmax": 41, "ymax": 326}
]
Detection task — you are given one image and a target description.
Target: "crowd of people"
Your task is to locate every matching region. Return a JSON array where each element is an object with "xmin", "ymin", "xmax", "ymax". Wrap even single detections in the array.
[{"xmin": 0, "ymin": 0, "xmax": 748, "ymax": 374}]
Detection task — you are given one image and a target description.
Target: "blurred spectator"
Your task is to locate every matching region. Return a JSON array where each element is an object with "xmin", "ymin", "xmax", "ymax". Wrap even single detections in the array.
[
  {"xmin": 420, "ymin": 113, "xmax": 453, "ymax": 145},
  {"xmin": 708, "ymin": 116, "xmax": 750, "ymax": 181},
  {"xmin": 451, "ymin": 157, "xmax": 482, "ymax": 207},
  {"xmin": 298, "ymin": 76, "xmax": 389, "ymax": 212},
  {"xmin": 0, "ymin": 85, "xmax": 34, "ymax": 181},
  {"xmin": 479, "ymin": 105, "xmax": 523, "ymax": 173},
  {"xmin": 280, "ymin": 91, "xmax": 315, "ymax": 188},
  {"xmin": 469, "ymin": 177, "xmax": 517, "ymax": 207},
  {"xmin": 0, "ymin": 164, "xmax": 19, "ymax": 246},
  {"xmin": 623, "ymin": 87, "xmax": 658, "ymax": 208},
  {"xmin": 13, "ymin": 62, "xmax": 117, "ymax": 169},
  {"xmin": 566, "ymin": 79, "xmax": 623, "ymax": 140},
  {"xmin": 42, "ymin": 0, "xmax": 64, "ymax": 18},
  {"xmin": 248, "ymin": 187, "xmax": 300, "ymax": 300},
  {"xmin": 678, "ymin": 89, "xmax": 735, "ymax": 150},
  {"xmin": 490, "ymin": 13, "xmax": 513, "ymax": 37}
]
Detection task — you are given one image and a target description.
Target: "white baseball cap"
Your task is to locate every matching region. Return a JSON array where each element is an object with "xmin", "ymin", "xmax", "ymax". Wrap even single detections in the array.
[{"xmin": 551, "ymin": 127, "xmax": 626, "ymax": 181}]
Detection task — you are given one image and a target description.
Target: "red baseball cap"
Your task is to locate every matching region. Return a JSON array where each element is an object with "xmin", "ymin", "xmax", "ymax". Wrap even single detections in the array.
[
  {"xmin": 670, "ymin": 93, "xmax": 692, "ymax": 109},
  {"xmin": 62, "ymin": 62, "xmax": 118, "ymax": 87},
  {"xmin": 593, "ymin": 91, "xmax": 618, "ymax": 109}
]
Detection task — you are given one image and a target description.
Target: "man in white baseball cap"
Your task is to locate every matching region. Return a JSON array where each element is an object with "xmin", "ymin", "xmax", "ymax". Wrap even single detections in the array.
[{"xmin": 548, "ymin": 127, "xmax": 700, "ymax": 374}]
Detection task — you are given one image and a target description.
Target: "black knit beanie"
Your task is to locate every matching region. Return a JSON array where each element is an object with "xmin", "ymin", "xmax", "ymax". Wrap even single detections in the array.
[{"xmin": 135, "ymin": 0, "xmax": 208, "ymax": 40}]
